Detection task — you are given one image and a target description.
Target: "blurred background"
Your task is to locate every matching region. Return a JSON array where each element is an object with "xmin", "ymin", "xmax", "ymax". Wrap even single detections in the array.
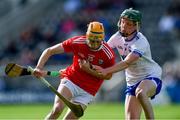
[{"xmin": 0, "ymin": 0, "xmax": 180, "ymax": 106}]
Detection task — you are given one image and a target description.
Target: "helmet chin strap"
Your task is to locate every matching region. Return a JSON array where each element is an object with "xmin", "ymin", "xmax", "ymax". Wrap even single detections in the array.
[{"xmin": 119, "ymin": 30, "xmax": 137, "ymax": 37}]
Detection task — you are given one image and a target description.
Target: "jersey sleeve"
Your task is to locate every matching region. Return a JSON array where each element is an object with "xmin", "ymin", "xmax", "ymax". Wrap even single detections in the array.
[
  {"xmin": 130, "ymin": 39, "xmax": 149, "ymax": 57},
  {"xmin": 62, "ymin": 36, "xmax": 80, "ymax": 53}
]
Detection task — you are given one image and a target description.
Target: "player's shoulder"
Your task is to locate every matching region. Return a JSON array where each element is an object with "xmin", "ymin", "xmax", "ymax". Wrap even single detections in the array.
[
  {"xmin": 108, "ymin": 31, "xmax": 123, "ymax": 45},
  {"xmin": 137, "ymin": 32, "xmax": 148, "ymax": 41},
  {"xmin": 132, "ymin": 32, "xmax": 150, "ymax": 48},
  {"xmin": 101, "ymin": 42, "xmax": 115, "ymax": 59},
  {"xmin": 102, "ymin": 41, "xmax": 112, "ymax": 50},
  {"xmin": 71, "ymin": 35, "xmax": 86, "ymax": 44},
  {"xmin": 136, "ymin": 32, "xmax": 149, "ymax": 45}
]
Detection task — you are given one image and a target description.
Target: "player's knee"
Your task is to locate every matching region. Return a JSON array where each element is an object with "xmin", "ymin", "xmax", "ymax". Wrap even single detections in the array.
[{"xmin": 135, "ymin": 88, "xmax": 146, "ymax": 99}]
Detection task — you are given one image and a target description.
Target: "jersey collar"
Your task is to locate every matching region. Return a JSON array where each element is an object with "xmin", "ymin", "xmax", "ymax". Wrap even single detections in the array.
[{"xmin": 124, "ymin": 32, "xmax": 138, "ymax": 42}]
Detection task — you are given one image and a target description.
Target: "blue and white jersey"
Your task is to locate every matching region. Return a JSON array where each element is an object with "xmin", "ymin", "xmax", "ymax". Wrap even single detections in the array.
[{"xmin": 108, "ymin": 31, "xmax": 162, "ymax": 86}]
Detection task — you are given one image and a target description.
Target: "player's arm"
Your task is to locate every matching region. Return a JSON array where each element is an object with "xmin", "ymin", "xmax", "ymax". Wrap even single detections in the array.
[
  {"xmin": 111, "ymin": 52, "xmax": 140, "ymax": 73},
  {"xmin": 35, "ymin": 70, "xmax": 61, "ymax": 77},
  {"xmin": 94, "ymin": 52, "xmax": 140, "ymax": 75},
  {"xmin": 79, "ymin": 59, "xmax": 112, "ymax": 80},
  {"xmin": 36, "ymin": 43, "xmax": 64, "ymax": 69},
  {"xmin": 34, "ymin": 43, "xmax": 64, "ymax": 77}
]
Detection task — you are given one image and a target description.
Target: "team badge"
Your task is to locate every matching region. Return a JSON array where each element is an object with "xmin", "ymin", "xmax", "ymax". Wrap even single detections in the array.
[{"xmin": 98, "ymin": 59, "xmax": 104, "ymax": 65}]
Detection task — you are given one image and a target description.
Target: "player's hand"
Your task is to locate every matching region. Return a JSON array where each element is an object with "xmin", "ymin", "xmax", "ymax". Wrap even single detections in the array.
[
  {"xmin": 59, "ymin": 68, "xmax": 66, "ymax": 76},
  {"xmin": 92, "ymin": 65, "xmax": 108, "ymax": 76},
  {"xmin": 33, "ymin": 68, "xmax": 47, "ymax": 78},
  {"xmin": 78, "ymin": 59, "xmax": 91, "ymax": 71}
]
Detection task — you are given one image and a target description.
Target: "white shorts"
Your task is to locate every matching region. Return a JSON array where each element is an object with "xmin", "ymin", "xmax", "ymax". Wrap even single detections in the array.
[{"xmin": 60, "ymin": 78, "xmax": 94, "ymax": 106}]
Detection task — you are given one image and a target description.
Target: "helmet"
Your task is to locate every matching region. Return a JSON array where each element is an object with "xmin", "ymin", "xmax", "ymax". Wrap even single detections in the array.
[
  {"xmin": 86, "ymin": 21, "xmax": 104, "ymax": 41},
  {"xmin": 120, "ymin": 8, "xmax": 142, "ymax": 23}
]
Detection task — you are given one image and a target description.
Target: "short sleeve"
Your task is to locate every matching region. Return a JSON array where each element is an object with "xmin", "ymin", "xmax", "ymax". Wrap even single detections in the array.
[
  {"xmin": 130, "ymin": 39, "xmax": 149, "ymax": 57},
  {"xmin": 62, "ymin": 36, "xmax": 80, "ymax": 52}
]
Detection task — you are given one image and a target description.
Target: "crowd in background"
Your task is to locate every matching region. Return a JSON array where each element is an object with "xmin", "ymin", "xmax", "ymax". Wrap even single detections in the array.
[
  {"xmin": 158, "ymin": 0, "xmax": 180, "ymax": 103},
  {"xmin": 0, "ymin": 0, "xmax": 180, "ymax": 103},
  {"xmin": 0, "ymin": 0, "xmax": 137, "ymax": 65}
]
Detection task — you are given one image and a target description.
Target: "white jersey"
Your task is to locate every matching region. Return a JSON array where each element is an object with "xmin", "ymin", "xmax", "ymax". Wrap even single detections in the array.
[{"xmin": 108, "ymin": 31, "xmax": 162, "ymax": 86}]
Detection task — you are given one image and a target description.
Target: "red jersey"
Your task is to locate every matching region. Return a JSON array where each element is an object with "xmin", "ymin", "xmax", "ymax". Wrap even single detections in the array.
[{"xmin": 61, "ymin": 36, "xmax": 115, "ymax": 96}]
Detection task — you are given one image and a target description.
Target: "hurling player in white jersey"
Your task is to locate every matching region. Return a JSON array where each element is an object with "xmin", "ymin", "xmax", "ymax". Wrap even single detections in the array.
[{"xmin": 94, "ymin": 8, "xmax": 162, "ymax": 120}]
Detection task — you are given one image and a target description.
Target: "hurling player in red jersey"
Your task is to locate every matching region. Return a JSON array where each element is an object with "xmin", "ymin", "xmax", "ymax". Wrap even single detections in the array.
[{"xmin": 33, "ymin": 21, "xmax": 115, "ymax": 120}]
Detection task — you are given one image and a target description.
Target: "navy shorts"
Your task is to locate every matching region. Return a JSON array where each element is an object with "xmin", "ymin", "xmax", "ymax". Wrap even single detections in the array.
[{"xmin": 125, "ymin": 77, "xmax": 162, "ymax": 99}]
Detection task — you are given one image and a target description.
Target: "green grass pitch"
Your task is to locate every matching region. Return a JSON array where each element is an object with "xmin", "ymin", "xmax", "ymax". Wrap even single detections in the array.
[{"xmin": 0, "ymin": 103, "xmax": 180, "ymax": 120}]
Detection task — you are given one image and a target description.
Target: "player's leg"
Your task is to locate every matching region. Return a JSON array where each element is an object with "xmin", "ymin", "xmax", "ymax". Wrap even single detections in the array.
[
  {"xmin": 135, "ymin": 78, "xmax": 159, "ymax": 119},
  {"xmin": 125, "ymin": 95, "xmax": 142, "ymax": 119},
  {"xmin": 45, "ymin": 81, "xmax": 73, "ymax": 120},
  {"xmin": 63, "ymin": 80, "xmax": 94, "ymax": 120},
  {"xmin": 125, "ymin": 82, "xmax": 143, "ymax": 119}
]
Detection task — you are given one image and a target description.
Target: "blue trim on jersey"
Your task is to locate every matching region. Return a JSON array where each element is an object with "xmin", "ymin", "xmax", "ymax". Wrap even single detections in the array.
[
  {"xmin": 132, "ymin": 50, "xmax": 142, "ymax": 57},
  {"xmin": 125, "ymin": 77, "xmax": 162, "ymax": 99},
  {"xmin": 125, "ymin": 32, "xmax": 138, "ymax": 42}
]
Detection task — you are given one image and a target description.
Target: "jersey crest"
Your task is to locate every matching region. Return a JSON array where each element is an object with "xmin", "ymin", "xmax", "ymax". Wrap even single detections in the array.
[{"xmin": 98, "ymin": 59, "xmax": 104, "ymax": 65}]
